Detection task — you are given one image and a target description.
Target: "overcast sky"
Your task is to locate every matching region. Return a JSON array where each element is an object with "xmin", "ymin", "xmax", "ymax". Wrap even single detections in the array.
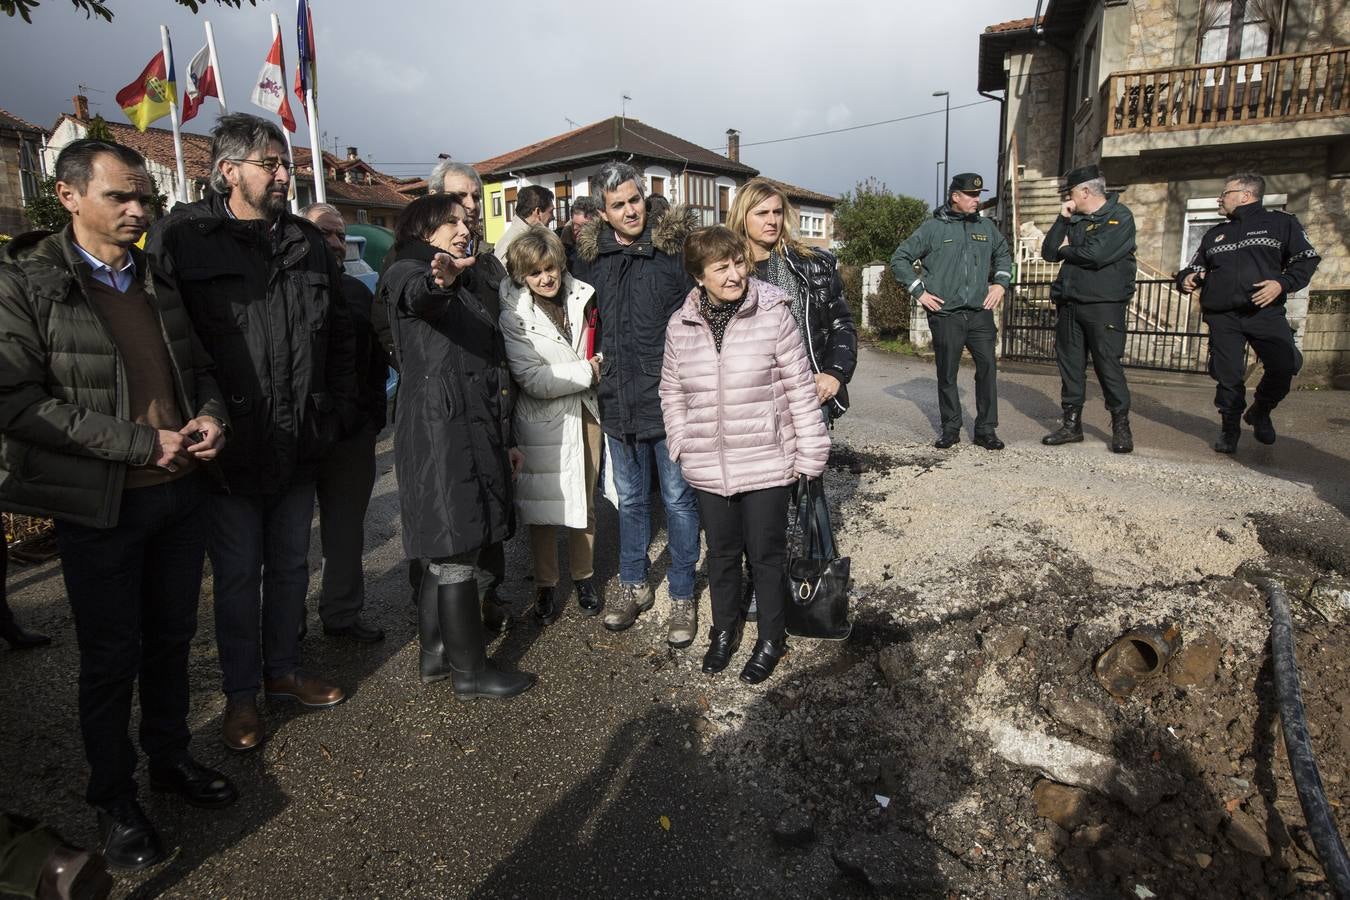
[{"xmin": 0, "ymin": 0, "xmax": 1034, "ymax": 205}]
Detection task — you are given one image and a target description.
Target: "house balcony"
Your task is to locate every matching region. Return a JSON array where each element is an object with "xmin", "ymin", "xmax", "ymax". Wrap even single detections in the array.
[{"xmin": 1100, "ymin": 46, "xmax": 1350, "ymax": 159}]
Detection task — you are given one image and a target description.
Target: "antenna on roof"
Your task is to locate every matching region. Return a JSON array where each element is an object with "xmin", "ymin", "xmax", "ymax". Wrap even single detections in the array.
[
  {"xmin": 565, "ymin": 116, "xmax": 579, "ymax": 129},
  {"xmin": 621, "ymin": 93, "xmax": 631, "ymax": 119}
]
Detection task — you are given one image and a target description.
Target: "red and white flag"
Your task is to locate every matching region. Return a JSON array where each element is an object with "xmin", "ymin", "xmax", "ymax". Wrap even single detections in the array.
[
  {"xmin": 249, "ymin": 32, "xmax": 296, "ymax": 132},
  {"xmin": 181, "ymin": 44, "xmax": 218, "ymax": 122}
]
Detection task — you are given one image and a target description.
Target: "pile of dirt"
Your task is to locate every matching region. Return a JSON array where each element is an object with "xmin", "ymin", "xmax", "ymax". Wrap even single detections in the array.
[{"xmin": 688, "ymin": 444, "xmax": 1350, "ymax": 898}]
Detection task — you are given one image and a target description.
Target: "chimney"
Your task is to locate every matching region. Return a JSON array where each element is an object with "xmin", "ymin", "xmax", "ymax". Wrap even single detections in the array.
[
  {"xmin": 73, "ymin": 94, "xmax": 89, "ymax": 120},
  {"xmin": 346, "ymin": 146, "xmax": 358, "ymax": 161},
  {"xmin": 726, "ymin": 129, "xmax": 740, "ymax": 163}
]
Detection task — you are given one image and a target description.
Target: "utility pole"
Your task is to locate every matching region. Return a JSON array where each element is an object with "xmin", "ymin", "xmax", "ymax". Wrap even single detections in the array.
[{"xmin": 933, "ymin": 90, "xmax": 950, "ymax": 201}]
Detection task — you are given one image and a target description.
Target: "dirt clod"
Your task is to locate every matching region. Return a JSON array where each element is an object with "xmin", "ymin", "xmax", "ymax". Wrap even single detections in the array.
[{"xmin": 1033, "ymin": 780, "xmax": 1090, "ymax": 831}]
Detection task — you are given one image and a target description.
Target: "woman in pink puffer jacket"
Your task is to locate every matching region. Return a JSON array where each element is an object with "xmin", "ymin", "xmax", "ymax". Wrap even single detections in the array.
[{"xmin": 660, "ymin": 226, "xmax": 830, "ymax": 685}]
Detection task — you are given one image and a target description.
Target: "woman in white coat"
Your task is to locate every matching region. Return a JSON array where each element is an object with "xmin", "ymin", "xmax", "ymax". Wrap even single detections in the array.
[{"xmin": 500, "ymin": 226, "xmax": 604, "ymax": 624}]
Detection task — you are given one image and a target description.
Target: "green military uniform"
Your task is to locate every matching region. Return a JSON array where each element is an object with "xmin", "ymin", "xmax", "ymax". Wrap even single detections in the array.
[
  {"xmin": 1040, "ymin": 164, "xmax": 1137, "ymax": 452},
  {"xmin": 890, "ymin": 173, "xmax": 1013, "ymax": 447}
]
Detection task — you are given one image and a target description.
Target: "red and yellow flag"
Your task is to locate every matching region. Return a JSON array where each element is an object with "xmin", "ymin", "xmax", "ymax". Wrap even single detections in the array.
[{"xmin": 116, "ymin": 51, "xmax": 177, "ymax": 132}]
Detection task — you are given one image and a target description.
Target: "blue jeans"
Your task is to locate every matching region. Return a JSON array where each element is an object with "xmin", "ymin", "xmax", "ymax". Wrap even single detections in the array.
[
  {"xmin": 209, "ymin": 481, "xmax": 316, "ymax": 699},
  {"xmin": 605, "ymin": 435, "xmax": 700, "ymax": 600},
  {"xmin": 54, "ymin": 472, "xmax": 207, "ymax": 806}
]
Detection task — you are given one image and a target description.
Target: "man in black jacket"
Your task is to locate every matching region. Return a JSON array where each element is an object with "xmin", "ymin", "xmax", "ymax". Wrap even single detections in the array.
[
  {"xmin": 1177, "ymin": 172, "xmax": 1320, "ymax": 453},
  {"xmin": 301, "ymin": 203, "xmax": 389, "ymax": 642},
  {"xmin": 1040, "ymin": 164, "xmax": 1137, "ymax": 453},
  {"xmin": 1, "ymin": 139, "xmax": 234, "ymax": 869},
  {"xmin": 573, "ymin": 163, "xmax": 700, "ymax": 645},
  {"xmin": 149, "ymin": 114, "xmax": 360, "ymax": 753}
]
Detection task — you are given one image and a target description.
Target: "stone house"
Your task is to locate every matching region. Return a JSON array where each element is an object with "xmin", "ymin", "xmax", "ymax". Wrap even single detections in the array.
[
  {"xmin": 0, "ymin": 107, "xmax": 45, "ymax": 236},
  {"xmin": 978, "ymin": 0, "xmax": 1350, "ymax": 380}
]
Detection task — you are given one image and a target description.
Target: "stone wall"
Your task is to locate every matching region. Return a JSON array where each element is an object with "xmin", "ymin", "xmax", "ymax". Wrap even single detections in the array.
[
  {"xmin": 1283, "ymin": 0, "xmax": 1350, "ymax": 53},
  {"xmin": 1007, "ymin": 46, "xmax": 1068, "ymax": 181},
  {"xmin": 1304, "ymin": 290, "xmax": 1350, "ymax": 383}
]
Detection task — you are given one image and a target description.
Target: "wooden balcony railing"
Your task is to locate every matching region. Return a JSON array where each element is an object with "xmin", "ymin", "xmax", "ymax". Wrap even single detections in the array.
[{"xmin": 1105, "ymin": 46, "xmax": 1349, "ymax": 136}]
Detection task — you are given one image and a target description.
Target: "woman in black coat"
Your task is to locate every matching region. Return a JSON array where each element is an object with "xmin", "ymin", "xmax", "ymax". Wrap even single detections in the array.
[
  {"xmin": 380, "ymin": 194, "xmax": 533, "ymax": 698},
  {"xmin": 727, "ymin": 178, "xmax": 858, "ymax": 420}
]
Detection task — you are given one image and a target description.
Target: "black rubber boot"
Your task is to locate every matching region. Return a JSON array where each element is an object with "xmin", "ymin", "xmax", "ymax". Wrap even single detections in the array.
[
  {"xmin": 417, "ymin": 570, "xmax": 449, "ymax": 684},
  {"xmin": 1243, "ymin": 401, "xmax": 1277, "ymax": 445},
  {"xmin": 1109, "ymin": 411, "xmax": 1134, "ymax": 454},
  {"xmin": 1041, "ymin": 407, "xmax": 1084, "ymax": 445},
  {"xmin": 439, "ymin": 581, "xmax": 536, "ymax": 699},
  {"xmin": 1213, "ymin": 411, "xmax": 1241, "ymax": 454}
]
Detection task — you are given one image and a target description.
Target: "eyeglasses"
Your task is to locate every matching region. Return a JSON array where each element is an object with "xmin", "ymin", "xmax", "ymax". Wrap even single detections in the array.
[
  {"xmin": 1218, "ymin": 189, "xmax": 1248, "ymax": 199},
  {"xmin": 230, "ymin": 157, "xmax": 294, "ymax": 176}
]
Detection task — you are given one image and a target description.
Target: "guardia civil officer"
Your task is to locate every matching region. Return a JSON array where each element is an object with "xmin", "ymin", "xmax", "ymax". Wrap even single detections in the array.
[
  {"xmin": 1040, "ymin": 165, "xmax": 1136, "ymax": 453},
  {"xmin": 890, "ymin": 172, "xmax": 1012, "ymax": 449},
  {"xmin": 1176, "ymin": 172, "xmax": 1320, "ymax": 453}
]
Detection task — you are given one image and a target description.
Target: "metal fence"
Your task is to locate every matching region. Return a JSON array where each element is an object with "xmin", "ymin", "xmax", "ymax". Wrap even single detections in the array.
[{"xmin": 1002, "ymin": 278, "xmax": 1213, "ymax": 374}]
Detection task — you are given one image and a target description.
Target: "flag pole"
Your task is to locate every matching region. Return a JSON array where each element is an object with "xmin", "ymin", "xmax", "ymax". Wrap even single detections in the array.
[
  {"xmin": 160, "ymin": 25, "xmax": 189, "ymax": 204},
  {"xmin": 299, "ymin": 0, "xmax": 325, "ymax": 203},
  {"xmin": 270, "ymin": 13, "xmax": 299, "ymax": 212},
  {"xmin": 204, "ymin": 20, "xmax": 228, "ymax": 112}
]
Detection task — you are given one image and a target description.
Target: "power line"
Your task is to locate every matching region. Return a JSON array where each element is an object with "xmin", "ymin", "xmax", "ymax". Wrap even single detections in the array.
[{"xmin": 705, "ymin": 98, "xmax": 997, "ymax": 153}]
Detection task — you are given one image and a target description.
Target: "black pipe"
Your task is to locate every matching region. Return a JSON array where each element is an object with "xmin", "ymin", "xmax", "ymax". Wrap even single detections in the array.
[{"xmin": 1259, "ymin": 577, "xmax": 1350, "ymax": 898}]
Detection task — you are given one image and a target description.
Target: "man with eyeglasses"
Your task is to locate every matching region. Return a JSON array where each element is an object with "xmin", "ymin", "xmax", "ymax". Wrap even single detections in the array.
[
  {"xmin": 891, "ymin": 172, "xmax": 1013, "ymax": 450},
  {"xmin": 148, "ymin": 113, "xmax": 360, "ymax": 754},
  {"xmin": 1177, "ymin": 172, "xmax": 1320, "ymax": 453}
]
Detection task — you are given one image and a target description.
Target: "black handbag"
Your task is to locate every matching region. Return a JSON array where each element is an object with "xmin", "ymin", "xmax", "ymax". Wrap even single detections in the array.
[{"xmin": 786, "ymin": 476, "xmax": 852, "ymax": 640}]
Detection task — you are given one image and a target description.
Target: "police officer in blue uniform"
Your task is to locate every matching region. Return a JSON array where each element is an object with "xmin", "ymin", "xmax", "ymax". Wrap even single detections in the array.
[{"xmin": 1177, "ymin": 172, "xmax": 1320, "ymax": 453}]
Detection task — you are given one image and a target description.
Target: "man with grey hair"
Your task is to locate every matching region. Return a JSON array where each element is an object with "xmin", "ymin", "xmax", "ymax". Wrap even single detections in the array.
[
  {"xmin": 1040, "ymin": 163, "xmax": 1137, "ymax": 453},
  {"xmin": 573, "ymin": 162, "xmax": 701, "ymax": 645},
  {"xmin": 149, "ymin": 112, "xmax": 360, "ymax": 753},
  {"xmin": 427, "ymin": 159, "xmax": 484, "ymax": 222},
  {"xmin": 1176, "ymin": 172, "xmax": 1320, "ymax": 452},
  {"xmin": 300, "ymin": 203, "xmax": 389, "ymax": 642}
]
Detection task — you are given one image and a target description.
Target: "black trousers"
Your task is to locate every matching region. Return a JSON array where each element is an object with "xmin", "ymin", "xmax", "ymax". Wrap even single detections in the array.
[
  {"xmin": 1203, "ymin": 306, "xmax": 1303, "ymax": 414},
  {"xmin": 53, "ymin": 473, "xmax": 207, "ymax": 807},
  {"xmin": 695, "ymin": 486, "xmax": 791, "ymax": 643},
  {"xmin": 0, "ymin": 539, "xmax": 11, "ymax": 629},
  {"xmin": 1055, "ymin": 300, "xmax": 1131, "ymax": 413},
  {"xmin": 928, "ymin": 308, "xmax": 998, "ymax": 435}
]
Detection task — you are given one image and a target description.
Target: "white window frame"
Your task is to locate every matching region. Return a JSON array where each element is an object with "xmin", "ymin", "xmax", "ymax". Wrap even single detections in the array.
[{"xmin": 799, "ymin": 213, "xmax": 825, "ymax": 239}]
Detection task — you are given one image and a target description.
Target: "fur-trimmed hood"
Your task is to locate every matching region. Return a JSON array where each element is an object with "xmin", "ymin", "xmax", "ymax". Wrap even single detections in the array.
[{"xmin": 575, "ymin": 203, "xmax": 698, "ymax": 263}]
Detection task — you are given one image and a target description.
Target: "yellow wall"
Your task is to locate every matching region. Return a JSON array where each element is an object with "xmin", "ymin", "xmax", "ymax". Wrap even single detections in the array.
[{"xmin": 482, "ymin": 180, "xmax": 506, "ymax": 244}]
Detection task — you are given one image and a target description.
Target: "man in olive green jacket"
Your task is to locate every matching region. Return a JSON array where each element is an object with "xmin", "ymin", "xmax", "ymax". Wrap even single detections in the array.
[
  {"xmin": 0, "ymin": 139, "xmax": 234, "ymax": 872},
  {"xmin": 891, "ymin": 172, "xmax": 1013, "ymax": 449}
]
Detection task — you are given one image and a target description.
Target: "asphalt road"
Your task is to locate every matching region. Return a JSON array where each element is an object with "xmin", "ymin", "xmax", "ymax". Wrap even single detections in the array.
[{"xmin": 2, "ymin": 347, "xmax": 1347, "ymax": 898}]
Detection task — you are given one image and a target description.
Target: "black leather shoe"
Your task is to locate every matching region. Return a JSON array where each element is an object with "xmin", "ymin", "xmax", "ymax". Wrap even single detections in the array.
[
  {"xmin": 702, "ymin": 627, "xmax": 741, "ymax": 674},
  {"xmin": 1214, "ymin": 412, "xmax": 1241, "ymax": 454},
  {"xmin": 481, "ymin": 590, "xmax": 513, "ymax": 634},
  {"xmin": 933, "ymin": 432, "xmax": 960, "ymax": 449},
  {"xmin": 0, "ymin": 616, "xmax": 51, "ymax": 649},
  {"xmin": 534, "ymin": 586, "xmax": 560, "ymax": 625},
  {"xmin": 149, "ymin": 756, "xmax": 238, "ymax": 809},
  {"xmin": 574, "ymin": 578, "xmax": 601, "ymax": 616},
  {"xmin": 973, "ymin": 432, "xmax": 1005, "ymax": 451},
  {"xmin": 322, "ymin": 619, "xmax": 385, "ymax": 643},
  {"xmin": 95, "ymin": 800, "xmax": 165, "ymax": 871},
  {"xmin": 739, "ymin": 637, "xmax": 788, "ymax": 685}
]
